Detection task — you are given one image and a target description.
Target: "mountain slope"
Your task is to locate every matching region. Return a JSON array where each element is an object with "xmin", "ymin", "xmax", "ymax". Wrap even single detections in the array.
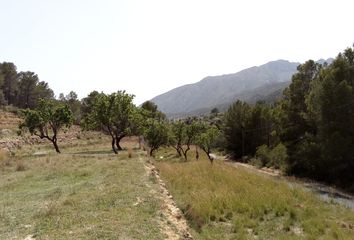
[
  {"xmin": 151, "ymin": 60, "xmax": 300, "ymax": 116},
  {"xmin": 165, "ymin": 81, "xmax": 291, "ymax": 119}
]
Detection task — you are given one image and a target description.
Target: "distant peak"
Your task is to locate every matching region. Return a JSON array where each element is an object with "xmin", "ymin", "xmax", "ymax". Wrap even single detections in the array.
[
  {"xmin": 316, "ymin": 58, "xmax": 334, "ymax": 65},
  {"xmin": 262, "ymin": 59, "xmax": 298, "ymax": 66},
  {"xmin": 267, "ymin": 59, "xmax": 291, "ymax": 63}
]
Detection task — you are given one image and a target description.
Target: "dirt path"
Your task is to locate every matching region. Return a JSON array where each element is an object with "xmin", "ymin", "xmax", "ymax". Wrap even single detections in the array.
[
  {"xmin": 140, "ymin": 154, "xmax": 193, "ymax": 240},
  {"xmin": 226, "ymin": 161, "xmax": 281, "ymax": 177}
]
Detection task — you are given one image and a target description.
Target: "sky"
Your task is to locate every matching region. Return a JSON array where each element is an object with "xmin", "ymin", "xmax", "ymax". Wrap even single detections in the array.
[{"xmin": 1, "ymin": 0, "xmax": 353, "ymax": 104}]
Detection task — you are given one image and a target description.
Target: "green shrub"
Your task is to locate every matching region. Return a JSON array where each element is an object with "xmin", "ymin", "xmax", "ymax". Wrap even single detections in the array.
[
  {"xmin": 268, "ymin": 143, "xmax": 288, "ymax": 170},
  {"xmin": 249, "ymin": 157, "xmax": 263, "ymax": 168},
  {"xmin": 255, "ymin": 143, "xmax": 288, "ymax": 170},
  {"xmin": 255, "ymin": 145, "xmax": 270, "ymax": 167}
]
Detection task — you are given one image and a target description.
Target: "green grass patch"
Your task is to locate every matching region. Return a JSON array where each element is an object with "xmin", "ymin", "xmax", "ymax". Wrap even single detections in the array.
[
  {"xmin": 0, "ymin": 137, "xmax": 164, "ymax": 239},
  {"xmin": 155, "ymin": 149, "xmax": 354, "ymax": 239}
]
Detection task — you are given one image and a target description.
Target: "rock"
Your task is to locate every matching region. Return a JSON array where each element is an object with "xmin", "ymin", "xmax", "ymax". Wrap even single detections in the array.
[{"xmin": 24, "ymin": 235, "xmax": 36, "ymax": 240}]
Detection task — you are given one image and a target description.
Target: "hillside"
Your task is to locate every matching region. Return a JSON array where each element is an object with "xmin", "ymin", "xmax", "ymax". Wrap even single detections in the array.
[
  {"xmin": 166, "ymin": 81, "xmax": 290, "ymax": 118},
  {"xmin": 0, "ymin": 109, "xmax": 84, "ymax": 151},
  {"xmin": 151, "ymin": 60, "xmax": 300, "ymax": 117}
]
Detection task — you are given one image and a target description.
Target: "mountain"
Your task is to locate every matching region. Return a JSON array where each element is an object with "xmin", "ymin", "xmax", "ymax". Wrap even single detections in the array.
[
  {"xmin": 150, "ymin": 60, "xmax": 299, "ymax": 117},
  {"xmin": 150, "ymin": 59, "xmax": 333, "ymax": 118},
  {"xmin": 164, "ymin": 81, "xmax": 291, "ymax": 119}
]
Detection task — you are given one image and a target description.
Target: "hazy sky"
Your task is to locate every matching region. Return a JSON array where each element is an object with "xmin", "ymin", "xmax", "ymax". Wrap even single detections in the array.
[{"xmin": 1, "ymin": 0, "xmax": 353, "ymax": 104}]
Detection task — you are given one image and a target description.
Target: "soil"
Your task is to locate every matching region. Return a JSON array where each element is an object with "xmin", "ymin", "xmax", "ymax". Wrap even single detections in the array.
[{"xmin": 143, "ymin": 155, "xmax": 194, "ymax": 240}]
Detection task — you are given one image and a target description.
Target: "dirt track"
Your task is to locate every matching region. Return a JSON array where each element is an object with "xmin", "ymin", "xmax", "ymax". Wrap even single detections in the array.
[{"xmin": 143, "ymin": 155, "xmax": 194, "ymax": 240}]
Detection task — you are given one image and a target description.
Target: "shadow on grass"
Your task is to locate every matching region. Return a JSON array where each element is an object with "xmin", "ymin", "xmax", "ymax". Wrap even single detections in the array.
[
  {"xmin": 19, "ymin": 150, "xmax": 117, "ymax": 159},
  {"xmin": 71, "ymin": 150, "xmax": 114, "ymax": 155}
]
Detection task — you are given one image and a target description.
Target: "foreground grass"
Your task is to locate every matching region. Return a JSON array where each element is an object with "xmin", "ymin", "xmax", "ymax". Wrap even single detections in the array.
[
  {"xmin": 155, "ymin": 148, "xmax": 354, "ymax": 240},
  {"xmin": 0, "ymin": 137, "xmax": 164, "ymax": 239}
]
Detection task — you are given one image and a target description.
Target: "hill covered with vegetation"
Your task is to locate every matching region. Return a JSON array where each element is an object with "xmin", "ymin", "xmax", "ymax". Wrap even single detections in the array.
[{"xmin": 150, "ymin": 60, "xmax": 299, "ymax": 117}]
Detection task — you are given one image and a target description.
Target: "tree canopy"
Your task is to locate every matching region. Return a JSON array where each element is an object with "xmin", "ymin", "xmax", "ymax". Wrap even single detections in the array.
[
  {"xmin": 0, "ymin": 62, "xmax": 54, "ymax": 109},
  {"xmin": 196, "ymin": 125, "xmax": 221, "ymax": 163},
  {"xmin": 83, "ymin": 91, "xmax": 136, "ymax": 154},
  {"xmin": 19, "ymin": 99, "xmax": 73, "ymax": 153},
  {"xmin": 143, "ymin": 119, "xmax": 169, "ymax": 156}
]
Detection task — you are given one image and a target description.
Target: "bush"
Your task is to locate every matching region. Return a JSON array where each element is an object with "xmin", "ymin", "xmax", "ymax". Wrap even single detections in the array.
[
  {"xmin": 249, "ymin": 157, "xmax": 264, "ymax": 168},
  {"xmin": 268, "ymin": 143, "xmax": 288, "ymax": 170},
  {"xmin": 255, "ymin": 145, "xmax": 271, "ymax": 167},
  {"xmin": 255, "ymin": 143, "xmax": 288, "ymax": 170},
  {"xmin": 212, "ymin": 133, "xmax": 227, "ymax": 151}
]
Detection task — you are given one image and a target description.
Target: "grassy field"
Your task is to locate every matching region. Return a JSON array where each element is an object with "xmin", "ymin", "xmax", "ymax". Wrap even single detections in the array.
[
  {"xmin": 155, "ymin": 148, "xmax": 354, "ymax": 240},
  {"xmin": 0, "ymin": 135, "xmax": 165, "ymax": 239},
  {"xmin": 1, "ymin": 121, "xmax": 354, "ymax": 239}
]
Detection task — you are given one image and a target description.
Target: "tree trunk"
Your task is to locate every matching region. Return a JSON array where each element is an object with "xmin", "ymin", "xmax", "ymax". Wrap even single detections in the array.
[
  {"xmin": 201, "ymin": 148, "xmax": 213, "ymax": 164},
  {"xmin": 207, "ymin": 152, "xmax": 213, "ymax": 164},
  {"xmin": 52, "ymin": 137, "xmax": 61, "ymax": 153},
  {"xmin": 115, "ymin": 135, "xmax": 125, "ymax": 151},
  {"xmin": 177, "ymin": 147, "xmax": 182, "ymax": 157},
  {"xmin": 149, "ymin": 148, "xmax": 155, "ymax": 157},
  {"xmin": 173, "ymin": 146, "xmax": 182, "ymax": 157},
  {"xmin": 195, "ymin": 146, "xmax": 199, "ymax": 160},
  {"xmin": 182, "ymin": 146, "xmax": 190, "ymax": 161},
  {"xmin": 111, "ymin": 137, "xmax": 118, "ymax": 154},
  {"xmin": 267, "ymin": 125, "xmax": 270, "ymax": 147}
]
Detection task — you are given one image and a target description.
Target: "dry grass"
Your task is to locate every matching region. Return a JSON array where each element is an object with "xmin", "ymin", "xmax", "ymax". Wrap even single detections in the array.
[
  {"xmin": 0, "ymin": 149, "xmax": 11, "ymax": 169},
  {"xmin": 128, "ymin": 148, "xmax": 133, "ymax": 158},
  {"xmin": 0, "ymin": 135, "xmax": 164, "ymax": 239},
  {"xmin": 15, "ymin": 160, "xmax": 26, "ymax": 171},
  {"xmin": 0, "ymin": 109, "xmax": 21, "ymax": 131},
  {"xmin": 155, "ymin": 148, "xmax": 354, "ymax": 239},
  {"xmin": 0, "ymin": 148, "xmax": 8, "ymax": 161}
]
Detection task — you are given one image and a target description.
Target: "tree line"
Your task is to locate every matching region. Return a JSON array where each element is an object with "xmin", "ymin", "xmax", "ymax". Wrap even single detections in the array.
[
  {"xmin": 17, "ymin": 88, "xmax": 221, "ymax": 164},
  {"xmin": 0, "ymin": 62, "xmax": 54, "ymax": 109},
  {"xmin": 224, "ymin": 47, "xmax": 354, "ymax": 191}
]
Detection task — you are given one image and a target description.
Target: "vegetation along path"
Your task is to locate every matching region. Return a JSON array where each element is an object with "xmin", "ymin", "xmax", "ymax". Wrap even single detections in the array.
[
  {"xmin": 153, "ymin": 147, "xmax": 354, "ymax": 239},
  {"xmin": 226, "ymin": 161, "xmax": 354, "ymax": 211}
]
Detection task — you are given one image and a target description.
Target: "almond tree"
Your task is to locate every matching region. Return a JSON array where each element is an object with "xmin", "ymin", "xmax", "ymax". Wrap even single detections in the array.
[
  {"xmin": 179, "ymin": 119, "xmax": 205, "ymax": 161},
  {"xmin": 19, "ymin": 99, "xmax": 73, "ymax": 153},
  {"xmin": 83, "ymin": 91, "xmax": 136, "ymax": 154},
  {"xmin": 170, "ymin": 120, "xmax": 186, "ymax": 157},
  {"xmin": 143, "ymin": 119, "xmax": 169, "ymax": 156},
  {"xmin": 196, "ymin": 126, "xmax": 221, "ymax": 163}
]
